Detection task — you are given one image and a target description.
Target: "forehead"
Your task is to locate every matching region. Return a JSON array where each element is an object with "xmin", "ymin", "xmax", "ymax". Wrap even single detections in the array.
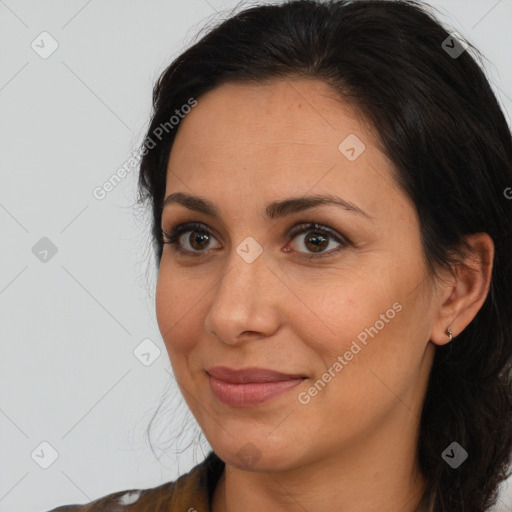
[
  {"xmin": 162, "ymin": 79, "xmax": 418, "ymax": 239},
  {"xmin": 166, "ymin": 78, "xmax": 385, "ymax": 181},
  {"xmin": 181, "ymin": 80, "xmax": 365, "ymax": 140},
  {"xmin": 164, "ymin": 80, "xmax": 413, "ymax": 231}
]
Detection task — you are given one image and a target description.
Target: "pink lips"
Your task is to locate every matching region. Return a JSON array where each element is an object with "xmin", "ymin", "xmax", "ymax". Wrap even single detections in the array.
[{"xmin": 206, "ymin": 366, "xmax": 306, "ymax": 407}]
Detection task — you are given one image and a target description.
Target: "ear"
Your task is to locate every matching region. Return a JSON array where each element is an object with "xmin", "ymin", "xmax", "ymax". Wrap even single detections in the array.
[{"xmin": 429, "ymin": 233, "xmax": 494, "ymax": 346}]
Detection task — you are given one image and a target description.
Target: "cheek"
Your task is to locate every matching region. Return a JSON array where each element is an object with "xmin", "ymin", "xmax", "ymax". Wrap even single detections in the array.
[
  {"xmin": 155, "ymin": 266, "xmax": 200, "ymax": 356},
  {"xmin": 313, "ymin": 294, "xmax": 426, "ymax": 414},
  {"xmin": 155, "ymin": 269, "xmax": 172, "ymax": 342},
  {"xmin": 296, "ymin": 302, "xmax": 419, "ymax": 439},
  {"xmin": 290, "ymin": 268, "xmax": 399, "ymax": 351},
  {"xmin": 308, "ymin": 296, "xmax": 405, "ymax": 377},
  {"xmin": 296, "ymin": 260, "xmax": 421, "ymax": 390}
]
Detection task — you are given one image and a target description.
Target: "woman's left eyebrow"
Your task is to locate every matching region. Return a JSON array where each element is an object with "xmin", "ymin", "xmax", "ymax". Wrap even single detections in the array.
[{"xmin": 162, "ymin": 192, "xmax": 374, "ymax": 222}]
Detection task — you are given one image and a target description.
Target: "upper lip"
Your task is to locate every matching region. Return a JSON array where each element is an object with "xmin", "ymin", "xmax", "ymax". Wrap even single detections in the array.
[{"xmin": 206, "ymin": 366, "xmax": 307, "ymax": 383}]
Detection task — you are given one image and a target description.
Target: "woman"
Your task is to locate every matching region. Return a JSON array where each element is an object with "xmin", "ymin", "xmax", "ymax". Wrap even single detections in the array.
[{"xmin": 47, "ymin": 0, "xmax": 512, "ymax": 511}]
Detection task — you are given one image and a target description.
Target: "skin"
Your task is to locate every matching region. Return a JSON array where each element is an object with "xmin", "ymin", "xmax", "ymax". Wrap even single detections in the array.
[{"xmin": 155, "ymin": 79, "xmax": 494, "ymax": 512}]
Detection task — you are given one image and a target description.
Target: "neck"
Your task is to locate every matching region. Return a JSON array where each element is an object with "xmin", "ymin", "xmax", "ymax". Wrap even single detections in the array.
[{"xmin": 212, "ymin": 406, "xmax": 429, "ymax": 512}]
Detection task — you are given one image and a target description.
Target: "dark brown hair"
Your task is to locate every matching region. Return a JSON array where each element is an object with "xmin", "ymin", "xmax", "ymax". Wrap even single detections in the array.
[{"xmin": 138, "ymin": 1, "xmax": 512, "ymax": 510}]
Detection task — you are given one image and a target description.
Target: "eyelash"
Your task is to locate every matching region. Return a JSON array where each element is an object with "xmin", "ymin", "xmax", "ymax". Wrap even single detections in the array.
[{"xmin": 161, "ymin": 221, "xmax": 351, "ymax": 260}]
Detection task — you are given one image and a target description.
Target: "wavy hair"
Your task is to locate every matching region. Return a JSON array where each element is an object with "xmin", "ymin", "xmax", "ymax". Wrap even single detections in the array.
[{"xmin": 137, "ymin": 1, "xmax": 512, "ymax": 510}]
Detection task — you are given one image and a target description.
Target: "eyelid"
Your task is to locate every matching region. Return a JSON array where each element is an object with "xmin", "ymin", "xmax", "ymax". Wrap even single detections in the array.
[
  {"xmin": 161, "ymin": 220, "xmax": 351, "ymax": 258},
  {"xmin": 161, "ymin": 221, "xmax": 221, "ymax": 255},
  {"xmin": 286, "ymin": 222, "xmax": 351, "ymax": 246}
]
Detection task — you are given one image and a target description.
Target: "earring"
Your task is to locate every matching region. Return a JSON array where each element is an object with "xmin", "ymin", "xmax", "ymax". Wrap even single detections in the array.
[{"xmin": 446, "ymin": 327, "xmax": 453, "ymax": 342}]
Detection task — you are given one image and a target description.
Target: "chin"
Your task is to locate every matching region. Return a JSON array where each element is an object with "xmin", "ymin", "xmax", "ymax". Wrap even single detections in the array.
[{"xmin": 211, "ymin": 436, "xmax": 303, "ymax": 472}]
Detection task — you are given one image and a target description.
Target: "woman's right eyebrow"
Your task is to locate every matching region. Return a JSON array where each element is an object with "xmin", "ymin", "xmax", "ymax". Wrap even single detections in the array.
[{"xmin": 162, "ymin": 192, "xmax": 374, "ymax": 222}]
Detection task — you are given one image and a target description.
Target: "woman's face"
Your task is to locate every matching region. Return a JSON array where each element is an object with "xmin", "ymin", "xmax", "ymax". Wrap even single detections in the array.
[{"xmin": 156, "ymin": 79, "xmax": 441, "ymax": 472}]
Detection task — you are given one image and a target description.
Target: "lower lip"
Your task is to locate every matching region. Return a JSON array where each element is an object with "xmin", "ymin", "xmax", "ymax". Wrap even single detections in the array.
[{"xmin": 208, "ymin": 375, "xmax": 305, "ymax": 407}]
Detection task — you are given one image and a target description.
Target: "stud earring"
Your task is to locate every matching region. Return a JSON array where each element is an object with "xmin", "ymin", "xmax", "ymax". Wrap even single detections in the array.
[{"xmin": 446, "ymin": 327, "xmax": 453, "ymax": 342}]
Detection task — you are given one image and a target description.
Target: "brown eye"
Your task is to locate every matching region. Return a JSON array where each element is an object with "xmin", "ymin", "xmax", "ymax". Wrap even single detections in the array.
[
  {"xmin": 188, "ymin": 230, "xmax": 211, "ymax": 250},
  {"xmin": 287, "ymin": 223, "xmax": 349, "ymax": 259},
  {"xmin": 161, "ymin": 222, "xmax": 220, "ymax": 256},
  {"xmin": 162, "ymin": 221, "xmax": 349, "ymax": 259},
  {"xmin": 303, "ymin": 232, "xmax": 329, "ymax": 252}
]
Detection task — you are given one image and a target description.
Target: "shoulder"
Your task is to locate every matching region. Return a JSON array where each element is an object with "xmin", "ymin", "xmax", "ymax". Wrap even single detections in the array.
[
  {"xmin": 44, "ymin": 451, "xmax": 224, "ymax": 512},
  {"xmin": 45, "ymin": 484, "xmax": 174, "ymax": 512}
]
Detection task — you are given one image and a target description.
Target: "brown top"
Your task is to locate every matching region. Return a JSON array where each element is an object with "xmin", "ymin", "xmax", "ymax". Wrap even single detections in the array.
[{"xmin": 46, "ymin": 451, "xmax": 225, "ymax": 512}]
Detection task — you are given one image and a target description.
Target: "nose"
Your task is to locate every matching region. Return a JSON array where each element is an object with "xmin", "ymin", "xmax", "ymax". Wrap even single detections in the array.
[{"xmin": 203, "ymin": 247, "xmax": 284, "ymax": 345}]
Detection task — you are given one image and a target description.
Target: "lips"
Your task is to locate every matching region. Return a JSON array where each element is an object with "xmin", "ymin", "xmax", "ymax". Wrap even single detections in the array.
[
  {"xmin": 205, "ymin": 366, "xmax": 307, "ymax": 407},
  {"xmin": 205, "ymin": 366, "xmax": 306, "ymax": 383}
]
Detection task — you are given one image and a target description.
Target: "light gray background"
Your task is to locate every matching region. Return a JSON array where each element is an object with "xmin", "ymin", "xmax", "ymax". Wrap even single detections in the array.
[{"xmin": 1, "ymin": 1, "xmax": 511, "ymax": 511}]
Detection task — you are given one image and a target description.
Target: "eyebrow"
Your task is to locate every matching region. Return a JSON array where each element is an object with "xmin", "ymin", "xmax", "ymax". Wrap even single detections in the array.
[{"xmin": 162, "ymin": 192, "xmax": 373, "ymax": 221}]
